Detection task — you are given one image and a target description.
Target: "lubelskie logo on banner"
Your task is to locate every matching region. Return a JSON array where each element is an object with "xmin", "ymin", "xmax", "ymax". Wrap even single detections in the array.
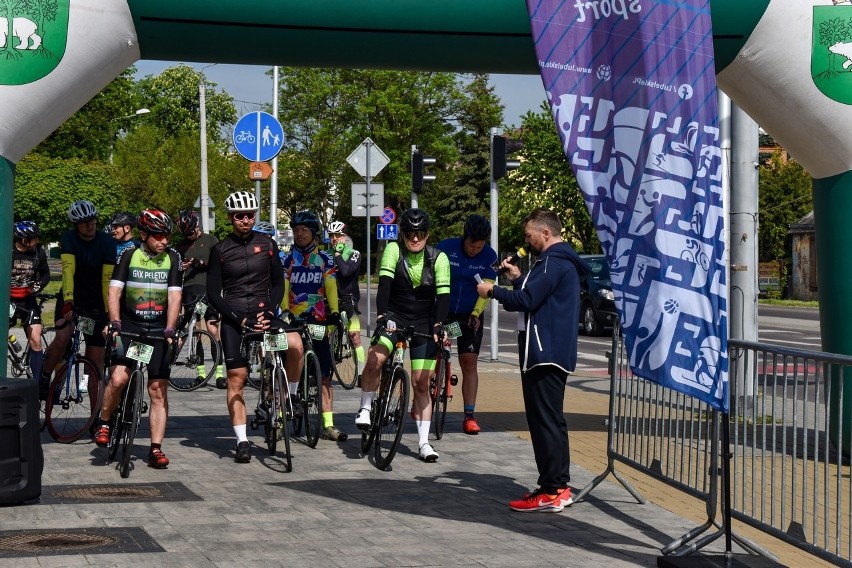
[
  {"xmin": 0, "ymin": 0, "xmax": 69, "ymax": 85},
  {"xmin": 812, "ymin": 1, "xmax": 852, "ymax": 105},
  {"xmin": 527, "ymin": 0, "xmax": 728, "ymax": 410}
]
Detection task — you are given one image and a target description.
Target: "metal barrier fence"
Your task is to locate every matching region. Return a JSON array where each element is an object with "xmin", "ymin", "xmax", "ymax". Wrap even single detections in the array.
[{"xmin": 578, "ymin": 330, "xmax": 852, "ymax": 566}]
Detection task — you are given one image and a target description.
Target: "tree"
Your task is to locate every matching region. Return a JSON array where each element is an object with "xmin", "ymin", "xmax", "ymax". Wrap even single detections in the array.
[
  {"xmin": 758, "ymin": 151, "xmax": 813, "ymax": 263},
  {"xmin": 498, "ymin": 105, "xmax": 598, "ymax": 253}
]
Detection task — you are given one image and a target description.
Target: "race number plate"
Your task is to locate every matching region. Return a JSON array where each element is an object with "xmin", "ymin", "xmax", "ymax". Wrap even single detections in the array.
[
  {"xmin": 194, "ymin": 301, "xmax": 208, "ymax": 316},
  {"xmin": 444, "ymin": 321, "xmax": 463, "ymax": 339},
  {"xmin": 8, "ymin": 304, "xmax": 14, "ymax": 318},
  {"xmin": 79, "ymin": 316, "xmax": 96, "ymax": 335},
  {"xmin": 263, "ymin": 332, "xmax": 288, "ymax": 351},
  {"xmin": 308, "ymin": 324, "xmax": 326, "ymax": 341},
  {"xmin": 126, "ymin": 341, "xmax": 154, "ymax": 364}
]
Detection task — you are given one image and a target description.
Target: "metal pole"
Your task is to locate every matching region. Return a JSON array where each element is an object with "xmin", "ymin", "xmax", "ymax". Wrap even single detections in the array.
[
  {"xmin": 411, "ymin": 144, "xmax": 418, "ymax": 209},
  {"xmin": 365, "ymin": 140, "xmax": 372, "ymax": 337},
  {"xmin": 270, "ymin": 66, "xmax": 279, "ymax": 231},
  {"xmin": 489, "ymin": 127, "xmax": 500, "ymax": 362},
  {"xmin": 199, "ymin": 78, "xmax": 211, "ymax": 233}
]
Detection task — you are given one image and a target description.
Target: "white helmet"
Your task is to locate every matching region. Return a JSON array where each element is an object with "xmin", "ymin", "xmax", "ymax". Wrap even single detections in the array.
[
  {"xmin": 328, "ymin": 220, "xmax": 347, "ymax": 234},
  {"xmin": 224, "ymin": 191, "xmax": 258, "ymax": 213},
  {"xmin": 68, "ymin": 200, "xmax": 98, "ymax": 223}
]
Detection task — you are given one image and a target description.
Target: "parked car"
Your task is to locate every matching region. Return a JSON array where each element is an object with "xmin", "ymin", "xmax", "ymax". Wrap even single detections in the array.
[{"xmin": 579, "ymin": 254, "xmax": 617, "ymax": 336}]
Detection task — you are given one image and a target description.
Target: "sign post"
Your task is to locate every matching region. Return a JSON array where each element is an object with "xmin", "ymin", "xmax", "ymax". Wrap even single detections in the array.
[
  {"xmin": 233, "ymin": 112, "xmax": 284, "ymax": 222},
  {"xmin": 347, "ymin": 137, "xmax": 389, "ymax": 336}
]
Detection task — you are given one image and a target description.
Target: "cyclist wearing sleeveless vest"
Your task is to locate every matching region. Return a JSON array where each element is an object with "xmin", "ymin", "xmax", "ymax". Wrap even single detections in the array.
[
  {"xmin": 281, "ymin": 211, "xmax": 346, "ymax": 442},
  {"xmin": 95, "ymin": 209, "xmax": 182, "ymax": 470},
  {"xmin": 328, "ymin": 220, "xmax": 365, "ymax": 379},
  {"xmin": 10, "ymin": 221, "xmax": 50, "ymax": 381},
  {"xmin": 206, "ymin": 191, "xmax": 285, "ymax": 464},
  {"xmin": 436, "ymin": 214, "xmax": 498, "ymax": 435},
  {"xmin": 40, "ymin": 200, "xmax": 116, "ymax": 398},
  {"xmin": 355, "ymin": 208, "xmax": 450, "ymax": 463}
]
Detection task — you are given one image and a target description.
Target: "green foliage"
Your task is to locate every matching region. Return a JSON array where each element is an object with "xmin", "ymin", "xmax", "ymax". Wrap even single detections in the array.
[
  {"xmin": 13, "ymin": 153, "xmax": 126, "ymax": 242},
  {"xmin": 758, "ymin": 152, "xmax": 813, "ymax": 263},
  {"xmin": 498, "ymin": 105, "xmax": 598, "ymax": 254}
]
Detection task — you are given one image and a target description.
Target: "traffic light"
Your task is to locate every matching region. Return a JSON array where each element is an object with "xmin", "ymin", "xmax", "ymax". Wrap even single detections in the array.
[
  {"xmin": 491, "ymin": 134, "xmax": 523, "ymax": 181},
  {"xmin": 411, "ymin": 148, "xmax": 437, "ymax": 192}
]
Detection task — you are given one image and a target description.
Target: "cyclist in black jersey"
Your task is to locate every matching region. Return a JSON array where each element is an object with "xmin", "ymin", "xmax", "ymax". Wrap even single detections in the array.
[
  {"xmin": 206, "ymin": 191, "xmax": 286, "ymax": 464},
  {"xmin": 10, "ymin": 220, "xmax": 50, "ymax": 381},
  {"xmin": 355, "ymin": 208, "xmax": 451, "ymax": 462},
  {"xmin": 328, "ymin": 221, "xmax": 365, "ymax": 379}
]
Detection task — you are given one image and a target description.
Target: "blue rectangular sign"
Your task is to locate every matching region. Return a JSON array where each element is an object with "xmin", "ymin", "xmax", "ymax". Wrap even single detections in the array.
[{"xmin": 377, "ymin": 224, "xmax": 398, "ymax": 240}]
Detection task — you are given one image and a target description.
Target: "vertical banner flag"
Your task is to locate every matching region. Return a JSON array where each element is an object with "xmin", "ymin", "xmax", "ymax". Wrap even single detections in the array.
[{"xmin": 527, "ymin": 0, "xmax": 728, "ymax": 410}]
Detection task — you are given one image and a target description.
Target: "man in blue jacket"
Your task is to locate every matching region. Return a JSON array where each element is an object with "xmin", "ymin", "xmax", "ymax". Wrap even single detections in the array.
[{"xmin": 476, "ymin": 207, "xmax": 587, "ymax": 513}]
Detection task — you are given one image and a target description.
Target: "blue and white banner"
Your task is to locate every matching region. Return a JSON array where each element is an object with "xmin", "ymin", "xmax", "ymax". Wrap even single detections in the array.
[{"xmin": 527, "ymin": 0, "xmax": 729, "ymax": 410}]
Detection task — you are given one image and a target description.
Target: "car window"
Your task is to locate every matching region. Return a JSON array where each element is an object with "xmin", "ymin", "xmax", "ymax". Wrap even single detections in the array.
[{"xmin": 586, "ymin": 258, "xmax": 610, "ymax": 280}]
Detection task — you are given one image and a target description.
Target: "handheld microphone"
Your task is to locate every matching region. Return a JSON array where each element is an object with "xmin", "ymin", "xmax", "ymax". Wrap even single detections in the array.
[{"xmin": 494, "ymin": 247, "xmax": 527, "ymax": 276}]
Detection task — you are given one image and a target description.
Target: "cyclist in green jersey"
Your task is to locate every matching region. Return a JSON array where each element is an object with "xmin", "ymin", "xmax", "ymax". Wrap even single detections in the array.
[{"xmin": 355, "ymin": 208, "xmax": 451, "ymax": 462}]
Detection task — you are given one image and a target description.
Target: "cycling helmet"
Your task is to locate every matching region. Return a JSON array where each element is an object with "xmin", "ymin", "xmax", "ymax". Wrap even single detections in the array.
[
  {"xmin": 289, "ymin": 210, "xmax": 321, "ymax": 235},
  {"xmin": 328, "ymin": 220, "xmax": 347, "ymax": 234},
  {"xmin": 68, "ymin": 199, "xmax": 98, "ymax": 223},
  {"xmin": 399, "ymin": 208, "xmax": 431, "ymax": 234},
  {"xmin": 224, "ymin": 191, "xmax": 258, "ymax": 213},
  {"xmin": 13, "ymin": 220, "xmax": 40, "ymax": 240},
  {"xmin": 177, "ymin": 209, "xmax": 199, "ymax": 236},
  {"xmin": 252, "ymin": 221, "xmax": 276, "ymax": 236},
  {"xmin": 463, "ymin": 214, "xmax": 491, "ymax": 241},
  {"xmin": 137, "ymin": 208, "xmax": 173, "ymax": 235},
  {"xmin": 110, "ymin": 211, "xmax": 136, "ymax": 228}
]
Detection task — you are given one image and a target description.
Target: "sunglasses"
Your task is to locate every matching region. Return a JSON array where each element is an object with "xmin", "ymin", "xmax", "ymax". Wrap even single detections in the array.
[
  {"xmin": 147, "ymin": 233, "xmax": 170, "ymax": 241},
  {"xmin": 232, "ymin": 212, "xmax": 256, "ymax": 221},
  {"xmin": 404, "ymin": 231, "xmax": 428, "ymax": 241}
]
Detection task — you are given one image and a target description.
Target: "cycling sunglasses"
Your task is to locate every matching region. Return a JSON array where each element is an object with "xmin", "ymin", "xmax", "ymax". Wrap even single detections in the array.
[
  {"xmin": 231, "ymin": 211, "xmax": 256, "ymax": 221},
  {"xmin": 403, "ymin": 231, "xmax": 428, "ymax": 241}
]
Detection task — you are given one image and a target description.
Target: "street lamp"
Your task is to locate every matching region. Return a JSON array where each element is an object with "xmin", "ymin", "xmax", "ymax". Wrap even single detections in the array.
[
  {"xmin": 198, "ymin": 64, "xmax": 217, "ymax": 233},
  {"xmin": 109, "ymin": 108, "xmax": 151, "ymax": 164}
]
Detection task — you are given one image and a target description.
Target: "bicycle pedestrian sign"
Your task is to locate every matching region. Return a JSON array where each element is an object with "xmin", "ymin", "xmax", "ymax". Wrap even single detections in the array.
[
  {"xmin": 233, "ymin": 111, "xmax": 284, "ymax": 162},
  {"xmin": 376, "ymin": 224, "xmax": 399, "ymax": 240},
  {"xmin": 380, "ymin": 207, "xmax": 396, "ymax": 224}
]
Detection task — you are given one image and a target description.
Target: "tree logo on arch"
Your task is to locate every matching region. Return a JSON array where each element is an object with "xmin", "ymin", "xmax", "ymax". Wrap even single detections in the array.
[
  {"xmin": 812, "ymin": 3, "xmax": 852, "ymax": 105},
  {"xmin": 0, "ymin": 0, "xmax": 69, "ymax": 86}
]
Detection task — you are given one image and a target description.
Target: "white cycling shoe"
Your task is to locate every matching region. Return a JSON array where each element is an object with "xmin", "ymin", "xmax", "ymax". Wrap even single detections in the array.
[
  {"xmin": 419, "ymin": 443, "xmax": 439, "ymax": 462},
  {"xmin": 355, "ymin": 407, "xmax": 371, "ymax": 429}
]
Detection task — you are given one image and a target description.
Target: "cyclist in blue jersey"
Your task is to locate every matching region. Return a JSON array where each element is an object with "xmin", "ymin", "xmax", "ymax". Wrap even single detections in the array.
[
  {"xmin": 39, "ymin": 200, "xmax": 116, "ymax": 399},
  {"xmin": 355, "ymin": 208, "xmax": 451, "ymax": 462},
  {"xmin": 109, "ymin": 211, "xmax": 139, "ymax": 257},
  {"xmin": 436, "ymin": 214, "xmax": 498, "ymax": 435}
]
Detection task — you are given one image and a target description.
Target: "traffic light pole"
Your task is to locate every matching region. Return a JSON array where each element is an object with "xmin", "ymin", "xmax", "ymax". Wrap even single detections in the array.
[
  {"xmin": 489, "ymin": 127, "xmax": 500, "ymax": 362},
  {"xmin": 411, "ymin": 144, "xmax": 418, "ymax": 209}
]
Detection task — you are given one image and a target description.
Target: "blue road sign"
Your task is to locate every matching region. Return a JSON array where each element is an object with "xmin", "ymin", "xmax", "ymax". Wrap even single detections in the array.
[
  {"xmin": 233, "ymin": 112, "xmax": 284, "ymax": 162},
  {"xmin": 380, "ymin": 207, "xmax": 396, "ymax": 224},
  {"xmin": 377, "ymin": 224, "xmax": 399, "ymax": 240}
]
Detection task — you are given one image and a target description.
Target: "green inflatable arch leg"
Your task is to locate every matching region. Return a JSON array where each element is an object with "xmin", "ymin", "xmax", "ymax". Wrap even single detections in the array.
[{"xmin": 0, "ymin": 157, "xmax": 14, "ymax": 370}]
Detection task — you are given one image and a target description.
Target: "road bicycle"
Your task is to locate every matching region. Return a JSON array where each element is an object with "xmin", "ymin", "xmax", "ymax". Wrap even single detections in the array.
[
  {"xmin": 329, "ymin": 311, "xmax": 359, "ymax": 390},
  {"xmin": 246, "ymin": 327, "xmax": 292, "ymax": 471},
  {"xmin": 360, "ymin": 323, "xmax": 414, "ymax": 471},
  {"xmin": 431, "ymin": 323, "xmax": 460, "ymax": 440},
  {"xmin": 106, "ymin": 329, "xmax": 160, "ymax": 479},
  {"xmin": 167, "ymin": 297, "xmax": 222, "ymax": 391},
  {"xmin": 289, "ymin": 319, "xmax": 323, "ymax": 448},
  {"xmin": 44, "ymin": 313, "xmax": 102, "ymax": 443}
]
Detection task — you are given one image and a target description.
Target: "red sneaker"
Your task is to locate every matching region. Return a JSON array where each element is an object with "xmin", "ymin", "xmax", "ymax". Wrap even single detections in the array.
[
  {"xmin": 509, "ymin": 487, "xmax": 572, "ymax": 513},
  {"xmin": 463, "ymin": 415, "xmax": 481, "ymax": 435},
  {"xmin": 147, "ymin": 448, "xmax": 170, "ymax": 469},
  {"xmin": 94, "ymin": 425, "xmax": 110, "ymax": 447}
]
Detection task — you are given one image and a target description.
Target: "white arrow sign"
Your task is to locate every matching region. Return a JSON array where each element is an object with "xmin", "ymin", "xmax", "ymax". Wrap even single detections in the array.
[{"xmin": 346, "ymin": 137, "xmax": 389, "ymax": 178}]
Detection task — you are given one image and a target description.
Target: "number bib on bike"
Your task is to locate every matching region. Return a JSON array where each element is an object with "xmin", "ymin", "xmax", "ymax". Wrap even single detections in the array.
[
  {"xmin": 307, "ymin": 324, "xmax": 326, "ymax": 341},
  {"xmin": 194, "ymin": 301, "xmax": 207, "ymax": 316},
  {"xmin": 263, "ymin": 332, "xmax": 288, "ymax": 352},
  {"xmin": 126, "ymin": 341, "xmax": 154, "ymax": 364},
  {"xmin": 444, "ymin": 321, "xmax": 462, "ymax": 339},
  {"xmin": 78, "ymin": 316, "xmax": 95, "ymax": 335}
]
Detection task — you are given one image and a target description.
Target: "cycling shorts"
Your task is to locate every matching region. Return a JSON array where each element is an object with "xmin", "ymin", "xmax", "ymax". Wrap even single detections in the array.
[
  {"xmin": 10, "ymin": 296, "xmax": 42, "ymax": 327},
  {"xmin": 114, "ymin": 321, "xmax": 172, "ymax": 379},
  {"xmin": 447, "ymin": 312, "xmax": 484, "ymax": 355},
  {"xmin": 371, "ymin": 318, "xmax": 437, "ymax": 373}
]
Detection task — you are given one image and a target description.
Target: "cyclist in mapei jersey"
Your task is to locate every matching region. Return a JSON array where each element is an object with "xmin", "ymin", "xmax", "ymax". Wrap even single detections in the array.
[
  {"xmin": 95, "ymin": 210, "xmax": 182, "ymax": 469},
  {"xmin": 355, "ymin": 208, "xmax": 451, "ymax": 462},
  {"xmin": 436, "ymin": 214, "xmax": 498, "ymax": 435},
  {"xmin": 39, "ymin": 200, "xmax": 116, "ymax": 399},
  {"xmin": 10, "ymin": 220, "xmax": 50, "ymax": 381},
  {"xmin": 206, "ymin": 191, "xmax": 286, "ymax": 464},
  {"xmin": 328, "ymin": 221, "xmax": 365, "ymax": 380},
  {"xmin": 281, "ymin": 211, "xmax": 345, "ymax": 442}
]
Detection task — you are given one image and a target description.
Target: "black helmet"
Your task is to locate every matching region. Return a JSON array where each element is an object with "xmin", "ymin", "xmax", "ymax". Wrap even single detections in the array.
[
  {"xmin": 289, "ymin": 210, "xmax": 321, "ymax": 235},
  {"xmin": 399, "ymin": 208, "xmax": 430, "ymax": 234},
  {"xmin": 137, "ymin": 209, "xmax": 174, "ymax": 235},
  {"xmin": 13, "ymin": 220, "xmax": 40, "ymax": 240},
  {"xmin": 110, "ymin": 211, "xmax": 136, "ymax": 228},
  {"xmin": 463, "ymin": 214, "xmax": 491, "ymax": 241},
  {"xmin": 177, "ymin": 209, "xmax": 199, "ymax": 236}
]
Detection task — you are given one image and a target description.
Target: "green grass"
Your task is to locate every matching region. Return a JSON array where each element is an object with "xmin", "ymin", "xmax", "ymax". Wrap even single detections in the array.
[{"xmin": 759, "ymin": 299, "xmax": 818, "ymax": 308}]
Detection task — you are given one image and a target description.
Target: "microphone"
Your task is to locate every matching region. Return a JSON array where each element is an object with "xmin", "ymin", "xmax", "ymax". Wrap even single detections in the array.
[{"xmin": 495, "ymin": 247, "xmax": 527, "ymax": 276}]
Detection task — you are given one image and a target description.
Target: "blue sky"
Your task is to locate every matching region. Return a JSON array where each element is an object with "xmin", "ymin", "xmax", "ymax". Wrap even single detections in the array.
[{"xmin": 132, "ymin": 62, "xmax": 547, "ymax": 129}]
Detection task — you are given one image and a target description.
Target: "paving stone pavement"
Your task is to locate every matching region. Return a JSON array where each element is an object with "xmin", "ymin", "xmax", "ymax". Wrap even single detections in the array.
[{"xmin": 0, "ymin": 360, "xmax": 753, "ymax": 568}]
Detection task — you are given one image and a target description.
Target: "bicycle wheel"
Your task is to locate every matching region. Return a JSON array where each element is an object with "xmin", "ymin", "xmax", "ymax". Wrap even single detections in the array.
[
  {"xmin": 107, "ymin": 402, "xmax": 124, "ymax": 462},
  {"xmin": 360, "ymin": 396, "xmax": 379, "ymax": 454},
  {"xmin": 45, "ymin": 356, "xmax": 101, "ymax": 443},
  {"xmin": 432, "ymin": 355, "xmax": 450, "ymax": 440},
  {"xmin": 118, "ymin": 370, "xmax": 145, "ymax": 478},
  {"xmin": 273, "ymin": 364, "xmax": 292, "ymax": 472},
  {"xmin": 375, "ymin": 366, "xmax": 410, "ymax": 470},
  {"xmin": 168, "ymin": 329, "xmax": 220, "ymax": 391},
  {"xmin": 245, "ymin": 344, "xmax": 262, "ymax": 390},
  {"xmin": 36, "ymin": 328, "xmax": 55, "ymax": 431},
  {"xmin": 260, "ymin": 367, "xmax": 277, "ymax": 456},
  {"xmin": 302, "ymin": 351, "xmax": 323, "ymax": 448},
  {"xmin": 330, "ymin": 327, "xmax": 358, "ymax": 390}
]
